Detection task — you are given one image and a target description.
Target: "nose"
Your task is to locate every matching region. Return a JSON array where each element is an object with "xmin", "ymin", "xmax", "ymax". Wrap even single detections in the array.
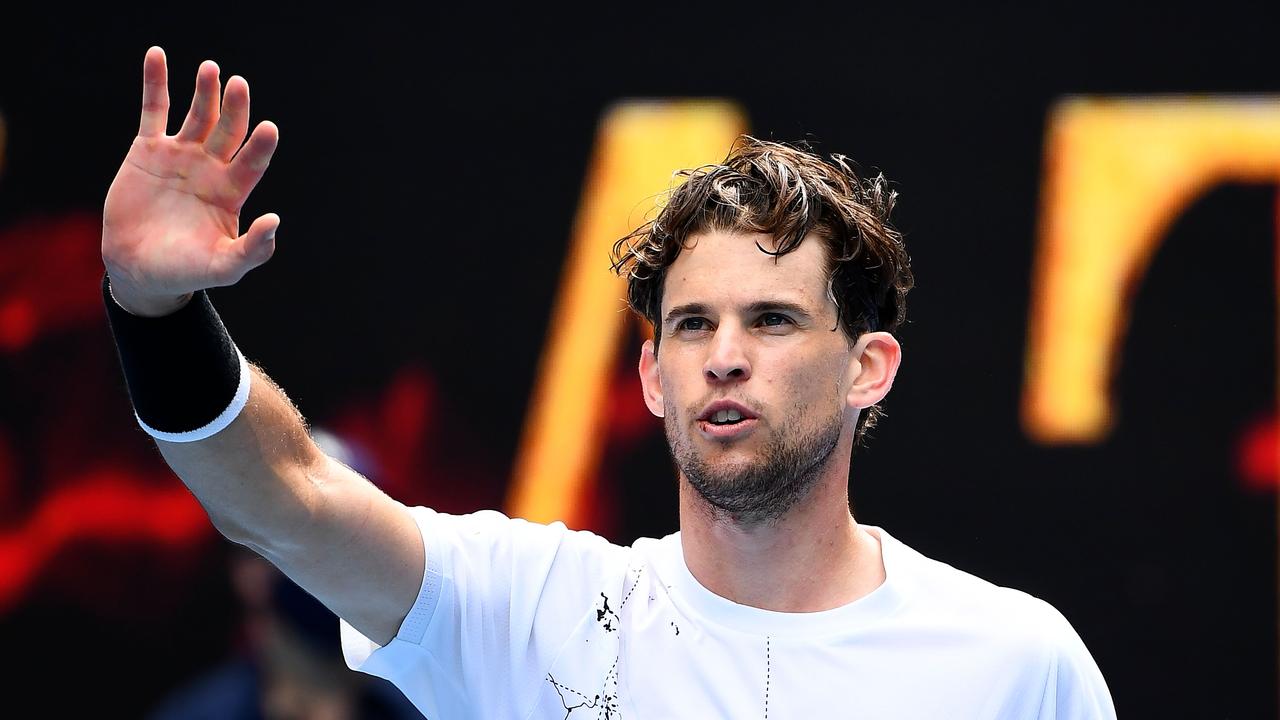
[{"xmin": 703, "ymin": 324, "xmax": 752, "ymax": 383}]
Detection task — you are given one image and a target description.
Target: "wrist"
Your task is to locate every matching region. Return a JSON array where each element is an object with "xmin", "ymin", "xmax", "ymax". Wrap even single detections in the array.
[
  {"xmin": 106, "ymin": 276, "xmax": 194, "ymax": 317},
  {"xmin": 102, "ymin": 273, "xmax": 250, "ymax": 443}
]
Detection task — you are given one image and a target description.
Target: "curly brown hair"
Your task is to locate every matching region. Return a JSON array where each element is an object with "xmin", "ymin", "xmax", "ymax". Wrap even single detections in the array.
[{"xmin": 610, "ymin": 135, "xmax": 914, "ymax": 448}]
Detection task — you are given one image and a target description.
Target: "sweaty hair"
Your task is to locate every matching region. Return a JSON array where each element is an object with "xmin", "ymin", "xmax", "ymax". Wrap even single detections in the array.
[{"xmin": 610, "ymin": 135, "xmax": 914, "ymax": 448}]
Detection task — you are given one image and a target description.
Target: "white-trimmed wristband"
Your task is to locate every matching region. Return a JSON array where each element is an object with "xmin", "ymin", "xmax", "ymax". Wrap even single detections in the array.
[
  {"xmin": 135, "ymin": 346, "xmax": 251, "ymax": 442},
  {"xmin": 103, "ymin": 274, "xmax": 252, "ymax": 443}
]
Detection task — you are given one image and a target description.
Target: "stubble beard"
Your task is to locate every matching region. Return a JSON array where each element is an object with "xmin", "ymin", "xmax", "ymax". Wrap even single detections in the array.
[{"xmin": 665, "ymin": 400, "xmax": 844, "ymax": 527}]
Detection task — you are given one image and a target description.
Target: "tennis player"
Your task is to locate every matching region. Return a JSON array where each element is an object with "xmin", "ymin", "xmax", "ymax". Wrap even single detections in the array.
[{"xmin": 104, "ymin": 47, "xmax": 1116, "ymax": 718}]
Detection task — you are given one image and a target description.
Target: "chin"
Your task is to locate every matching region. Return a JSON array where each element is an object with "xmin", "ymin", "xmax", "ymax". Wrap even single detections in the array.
[{"xmin": 699, "ymin": 444, "xmax": 760, "ymax": 466}]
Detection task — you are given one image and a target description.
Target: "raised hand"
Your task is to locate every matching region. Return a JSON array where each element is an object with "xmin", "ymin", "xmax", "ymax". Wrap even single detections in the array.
[{"xmin": 102, "ymin": 47, "xmax": 280, "ymax": 316}]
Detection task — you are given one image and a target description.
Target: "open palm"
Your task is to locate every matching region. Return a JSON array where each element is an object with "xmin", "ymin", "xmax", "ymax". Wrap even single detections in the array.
[{"xmin": 103, "ymin": 47, "xmax": 279, "ymax": 314}]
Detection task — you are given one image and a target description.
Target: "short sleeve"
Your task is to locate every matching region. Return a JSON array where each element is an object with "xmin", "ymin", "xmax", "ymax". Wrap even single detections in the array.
[
  {"xmin": 339, "ymin": 506, "xmax": 629, "ymax": 720},
  {"xmin": 1036, "ymin": 606, "xmax": 1117, "ymax": 719}
]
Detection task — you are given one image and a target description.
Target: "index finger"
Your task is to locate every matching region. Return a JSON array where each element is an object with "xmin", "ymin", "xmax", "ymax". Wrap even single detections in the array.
[{"xmin": 139, "ymin": 46, "xmax": 169, "ymax": 137}]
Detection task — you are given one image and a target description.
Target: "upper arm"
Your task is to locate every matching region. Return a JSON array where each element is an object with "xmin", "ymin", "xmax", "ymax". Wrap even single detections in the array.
[
  {"xmin": 338, "ymin": 509, "xmax": 631, "ymax": 716},
  {"xmin": 247, "ymin": 453, "xmax": 425, "ymax": 646},
  {"xmin": 1036, "ymin": 603, "xmax": 1117, "ymax": 719}
]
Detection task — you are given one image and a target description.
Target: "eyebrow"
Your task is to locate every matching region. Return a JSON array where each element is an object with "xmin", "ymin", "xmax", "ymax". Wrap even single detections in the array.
[{"xmin": 663, "ymin": 300, "xmax": 816, "ymax": 326}]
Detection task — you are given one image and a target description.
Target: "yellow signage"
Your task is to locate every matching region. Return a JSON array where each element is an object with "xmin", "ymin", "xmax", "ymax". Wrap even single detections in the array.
[
  {"xmin": 1026, "ymin": 97, "xmax": 1280, "ymax": 443},
  {"xmin": 505, "ymin": 101, "xmax": 746, "ymax": 526}
]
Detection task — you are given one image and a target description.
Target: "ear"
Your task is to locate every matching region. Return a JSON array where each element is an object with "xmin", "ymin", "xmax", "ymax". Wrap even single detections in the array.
[
  {"xmin": 639, "ymin": 339, "xmax": 665, "ymax": 418},
  {"xmin": 845, "ymin": 331, "xmax": 902, "ymax": 410}
]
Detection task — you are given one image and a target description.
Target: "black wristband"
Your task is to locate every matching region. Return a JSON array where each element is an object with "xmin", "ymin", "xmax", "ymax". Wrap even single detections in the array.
[{"xmin": 103, "ymin": 274, "xmax": 251, "ymax": 441}]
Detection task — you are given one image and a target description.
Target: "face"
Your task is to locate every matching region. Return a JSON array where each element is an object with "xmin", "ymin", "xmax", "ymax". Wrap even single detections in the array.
[{"xmin": 639, "ymin": 230, "xmax": 867, "ymax": 525}]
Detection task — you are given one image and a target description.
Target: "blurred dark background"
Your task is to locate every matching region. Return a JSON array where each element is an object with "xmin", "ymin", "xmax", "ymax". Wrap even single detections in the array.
[{"xmin": 1, "ymin": 6, "xmax": 1277, "ymax": 717}]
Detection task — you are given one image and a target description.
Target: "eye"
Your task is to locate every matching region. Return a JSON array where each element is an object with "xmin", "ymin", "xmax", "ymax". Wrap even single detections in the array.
[
  {"xmin": 676, "ymin": 317, "xmax": 710, "ymax": 332},
  {"xmin": 758, "ymin": 313, "xmax": 793, "ymax": 328}
]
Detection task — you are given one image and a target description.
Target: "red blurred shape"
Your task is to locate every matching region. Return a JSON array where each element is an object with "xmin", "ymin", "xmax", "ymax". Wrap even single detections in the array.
[
  {"xmin": 1237, "ymin": 414, "xmax": 1278, "ymax": 491},
  {"xmin": 381, "ymin": 367, "xmax": 436, "ymax": 490},
  {"xmin": 329, "ymin": 366, "xmax": 438, "ymax": 503},
  {"xmin": 0, "ymin": 212, "xmax": 105, "ymax": 352},
  {"xmin": 0, "ymin": 470, "xmax": 211, "ymax": 613},
  {"xmin": 0, "ymin": 296, "xmax": 36, "ymax": 350}
]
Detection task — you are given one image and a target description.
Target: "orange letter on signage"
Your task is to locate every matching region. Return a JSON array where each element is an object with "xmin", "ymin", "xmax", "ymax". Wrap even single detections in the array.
[
  {"xmin": 506, "ymin": 101, "xmax": 746, "ymax": 526},
  {"xmin": 1025, "ymin": 97, "xmax": 1280, "ymax": 443}
]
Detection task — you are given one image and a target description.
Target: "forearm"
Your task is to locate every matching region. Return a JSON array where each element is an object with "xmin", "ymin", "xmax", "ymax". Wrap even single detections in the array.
[
  {"xmin": 156, "ymin": 363, "xmax": 423, "ymax": 644},
  {"xmin": 155, "ymin": 365, "xmax": 326, "ymax": 549},
  {"xmin": 105, "ymin": 275, "xmax": 324, "ymax": 546}
]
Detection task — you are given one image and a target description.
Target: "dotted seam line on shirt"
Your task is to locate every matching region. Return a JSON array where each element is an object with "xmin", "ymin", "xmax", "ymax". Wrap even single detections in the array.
[
  {"xmin": 600, "ymin": 564, "xmax": 641, "ymax": 717},
  {"xmin": 543, "ymin": 565, "xmax": 644, "ymax": 719},
  {"xmin": 547, "ymin": 674, "xmax": 595, "ymax": 703},
  {"xmin": 547, "ymin": 674, "xmax": 602, "ymax": 719},
  {"xmin": 621, "ymin": 565, "xmax": 643, "ymax": 607},
  {"xmin": 764, "ymin": 635, "xmax": 771, "ymax": 719}
]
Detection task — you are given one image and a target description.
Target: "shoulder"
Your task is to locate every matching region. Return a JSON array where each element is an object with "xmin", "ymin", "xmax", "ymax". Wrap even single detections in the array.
[
  {"xmin": 878, "ymin": 527, "xmax": 1087, "ymax": 656},
  {"xmin": 410, "ymin": 506, "xmax": 630, "ymax": 562},
  {"xmin": 878, "ymin": 528, "xmax": 1116, "ymax": 717},
  {"xmin": 404, "ymin": 506, "xmax": 640, "ymax": 613}
]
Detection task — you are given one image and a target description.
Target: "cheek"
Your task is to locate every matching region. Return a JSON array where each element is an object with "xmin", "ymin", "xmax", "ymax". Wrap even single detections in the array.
[
  {"xmin": 675, "ymin": 378, "xmax": 705, "ymax": 419},
  {"xmin": 776, "ymin": 350, "xmax": 849, "ymax": 404},
  {"xmin": 657, "ymin": 355, "xmax": 698, "ymax": 402}
]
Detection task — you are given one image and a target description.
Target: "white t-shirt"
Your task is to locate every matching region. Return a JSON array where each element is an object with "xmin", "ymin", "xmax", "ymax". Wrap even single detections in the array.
[{"xmin": 341, "ymin": 507, "xmax": 1116, "ymax": 719}]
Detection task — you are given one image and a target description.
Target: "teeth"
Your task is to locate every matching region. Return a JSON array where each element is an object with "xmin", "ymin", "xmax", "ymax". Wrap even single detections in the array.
[{"xmin": 711, "ymin": 409, "xmax": 744, "ymax": 424}]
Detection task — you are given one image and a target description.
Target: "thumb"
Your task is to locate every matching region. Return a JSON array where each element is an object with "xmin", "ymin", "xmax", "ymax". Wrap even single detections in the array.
[{"xmin": 240, "ymin": 213, "xmax": 280, "ymax": 264}]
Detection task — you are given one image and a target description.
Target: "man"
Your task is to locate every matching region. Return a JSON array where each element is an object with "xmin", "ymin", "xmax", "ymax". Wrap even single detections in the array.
[{"xmin": 103, "ymin": 47, "xmax": 1116, "ymax": 718}]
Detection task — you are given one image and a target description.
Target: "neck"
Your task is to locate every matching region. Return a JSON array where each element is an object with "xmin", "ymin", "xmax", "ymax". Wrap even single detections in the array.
[{"xmin": 677, "ymin": 443, "xmax": 886, "ymax": 613}]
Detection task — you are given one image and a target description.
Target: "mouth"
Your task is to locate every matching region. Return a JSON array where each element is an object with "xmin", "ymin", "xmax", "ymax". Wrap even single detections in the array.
[
  {"xmin": 697, "ymin": 416, "xmax": 759, "ymax": 440},
  {"xmin": 695, "ymin": 400, "xmax": 759, "ymax": 440}
]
